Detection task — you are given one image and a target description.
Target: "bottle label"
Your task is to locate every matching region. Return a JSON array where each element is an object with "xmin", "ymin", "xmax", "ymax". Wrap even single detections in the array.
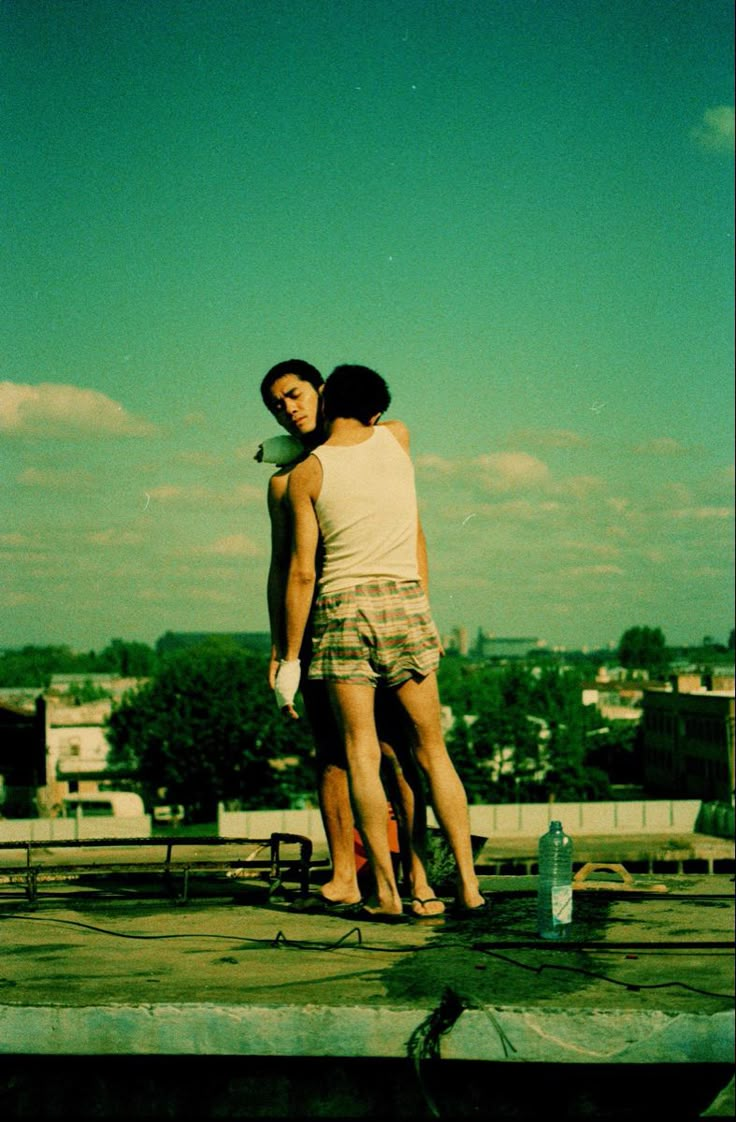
[{"xmin": 552, "ymin": 885, "xmax": 572, "ymax": 925}]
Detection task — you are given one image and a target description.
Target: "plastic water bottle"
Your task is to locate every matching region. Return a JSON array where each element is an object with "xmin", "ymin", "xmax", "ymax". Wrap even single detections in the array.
[{"xmin": 537, "ymin": 820, "xmax": 573, "ymax": 939}]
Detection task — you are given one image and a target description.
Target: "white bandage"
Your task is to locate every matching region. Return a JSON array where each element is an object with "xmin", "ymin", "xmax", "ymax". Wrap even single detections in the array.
[
  {"xmin": 274, "ymin": 659, "xmax": 301, "ymax": 709},
  {"xmin": 254, "ymin": 435, "xmax": 304, "ymax": 466}
]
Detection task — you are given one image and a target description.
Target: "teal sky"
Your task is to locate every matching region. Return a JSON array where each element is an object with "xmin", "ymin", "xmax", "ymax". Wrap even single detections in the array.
[{"xmin": 2, "ymin": 0, "xmax": 733, "ymax": 653}]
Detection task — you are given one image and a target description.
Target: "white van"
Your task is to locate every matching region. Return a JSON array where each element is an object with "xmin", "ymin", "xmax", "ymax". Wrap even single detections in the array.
[{"xmin": 61, "ymin": 791, "xmax": 146, "ymax": 818}]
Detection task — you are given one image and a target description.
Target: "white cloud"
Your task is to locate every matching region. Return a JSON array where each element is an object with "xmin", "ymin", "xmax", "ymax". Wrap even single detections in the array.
[
  {"xmin": 691, "ymin": 105, "xmax": 735, "ymax": 152},
  {"xmin": 172, "ymin": 533, "xmax": 264, "ymax": 559},
  {"xmin": 17, "ymin": 466, "xmax": 95, "ymax": 490},
  {"xmin": 555, "ymin": 475, "xmax": 605, "ymax": 498},
  {"xmin": 669, "ymin": 506, "xmax": 733, "ymax": 521},
  {"xmin": 606, "ymin": 497, "xmax": 633, "ymax": 515},
  {"xmin": 85, "ymin": 528, "xmax": 146, "ymax": 547},
  {"xmin": 0, "ymin": 382, "xmax": 158, "ymax": 438},
  {"xmin": 475, "ymin": 452, "xmax": 550, "ymax": 492},
  {"xmin": 633, "ymin": 437, "xmax": 689, "ymax": 456},
  {"xmin": 415, "ymin": 453, "xmax": 455, "ymax": 475},
  {"xmin": 204, "ymin": 534, "xmax": 262, "ymax": 557},
  {"xmin": 146, "ymin": 482, "xmax": 262, "ymax": 507},
  {"xmin": 3, "ymin": 591, "xmax": 38, "ymax": 607},
  {"xmin": 418, "ymin": 451, "xmax": 560, "ymax": 495}
]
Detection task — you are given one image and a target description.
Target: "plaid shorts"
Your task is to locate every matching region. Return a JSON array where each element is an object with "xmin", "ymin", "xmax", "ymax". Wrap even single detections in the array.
[{"xmin": 308, "ymin": 580, "xmax": 441, "ymax": 688}]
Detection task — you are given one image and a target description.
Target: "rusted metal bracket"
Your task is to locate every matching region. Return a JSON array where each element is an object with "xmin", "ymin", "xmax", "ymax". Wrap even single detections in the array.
[
  {"xmin": 0, "ymin": 832, "xmax": 321, "ymax": 904},
  {"xmin": 573, "ymin": 861, "xmax": 668, "ymax": 894}
]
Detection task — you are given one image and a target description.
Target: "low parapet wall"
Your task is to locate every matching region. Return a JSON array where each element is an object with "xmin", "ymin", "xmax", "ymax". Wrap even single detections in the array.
[
  {"xmin": 0, "ymin": 816, "xmax": 152, "ymax": 842},
  {"xmin": 465, "ymin": 799, "xmax": 704, "ymax": 839},
  {"xmin": 0, "ymin": 799, "xmax": 716, "ymax": 846},
  {"xmin": 217, "ymin": 799, "xmax": 704, "ymax": 844}
]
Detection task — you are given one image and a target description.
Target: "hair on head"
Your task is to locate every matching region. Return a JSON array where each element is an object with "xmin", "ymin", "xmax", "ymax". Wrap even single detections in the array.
[
  {"xmin": 323, "ymin": 365, "xmax": 391, "ymax": 424},
  {"xmin": 260, "ymin": 359, "xmax": 323, "ymax": 411}
]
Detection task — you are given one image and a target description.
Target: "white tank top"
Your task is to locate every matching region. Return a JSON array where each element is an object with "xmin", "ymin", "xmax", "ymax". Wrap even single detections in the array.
[{"xmin": 312, "ymin": 425, "xmax": 419, "ymax": 596}]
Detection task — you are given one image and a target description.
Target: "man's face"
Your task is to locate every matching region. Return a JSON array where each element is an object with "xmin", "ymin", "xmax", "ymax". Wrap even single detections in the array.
[{"xmin": 267, "ymin": 374, "xmax": 322, "ymax": 439}]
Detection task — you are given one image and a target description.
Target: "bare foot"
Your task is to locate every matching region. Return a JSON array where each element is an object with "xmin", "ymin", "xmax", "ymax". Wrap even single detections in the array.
[
  {"xmin": 362, "ymin": 893, "xmax": 403, "ymax": 918},
  {"xmin": 456, "ymin": 890, "xmax": 486, "ymax": 910},
  {"xmin": 456, "ymin": 878, "xmax": 485, "ymax": 911},
  {"xmin": 320, "ymin": 883, "xmax": 362, "ymax": 906}
]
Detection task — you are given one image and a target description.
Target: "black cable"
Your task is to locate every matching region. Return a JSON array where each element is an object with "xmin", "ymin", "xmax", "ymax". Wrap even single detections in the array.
[
  {"xmin": 472, "ymin": 939, "xmax": 735, "ymax": 950},
  {"xmin": 1, "ymin": 913, "xmax": 732, "ymax": 1000},
  {"xmin": 471, "ymin": 946, "xmax": 735, "ymax": 1001},
  {"xmin": 407, "ymin": 988, "xmax": 468, "ymax": 1119},
  {"xmin": 0, "ymin": 912, "xmax": 364, "ymax": 950}
]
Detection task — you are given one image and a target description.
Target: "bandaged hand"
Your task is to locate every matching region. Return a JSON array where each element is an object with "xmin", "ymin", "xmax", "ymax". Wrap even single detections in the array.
[
  {"xmin": 274, "ymin": 658, "xmax": 301, "ymax": 713},
  {"xmin": 254, "ymin": 435, "xmax": 304, "ymax": 466}
]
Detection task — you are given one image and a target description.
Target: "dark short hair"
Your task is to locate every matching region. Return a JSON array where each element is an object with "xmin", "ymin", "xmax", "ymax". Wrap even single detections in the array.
[
  {"xmin": 323, "ymin": 365, "xmax": 391, "ymax": 425},
  {"xmin": 260, "ymin": 359, "xmax": 323, "ymax": 412}
]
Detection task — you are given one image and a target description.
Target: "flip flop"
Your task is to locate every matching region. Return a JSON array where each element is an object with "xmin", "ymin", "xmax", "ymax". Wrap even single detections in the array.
[
  {"xmin": 292, "ymin": 895, "xmax": 361, "ymax": 914},
  {"xmin": 409, "ymin": 896, "xmax": 446, "ymax": 918},
  {"xmin": 342, "ymin": 903, "xmax": 408, "ymax": 925},
  {"xmin": 320, "ymin": 896, "xmax": 363, "ymax": 911}
]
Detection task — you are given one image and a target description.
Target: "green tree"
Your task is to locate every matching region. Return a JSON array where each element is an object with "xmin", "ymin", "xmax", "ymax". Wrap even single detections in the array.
[
  {"xmin": 105, "ymin": 641, "xmax": 316, "ymax": 821},
  {"xmin": 0, "ymin": 645, "xmax": 77, "ymax": 687},
  {"xmin": 617, "ymin": 626, "xmax": 669, "ymax": 678},
  {"xmin": 66, "ymin": 679, "xmax": 111, "ymax": 705},
  {"xmin": 472, "ymin": 666, "xmax": 542, "ymax": 797},
  {"xmin": 437, "ymin": 655, "xmax": 486, "ymax": 716},
  {"xmin": 442, "ymin": 661, "xmax": 615, "ymax": 804},
  {"xmin": 0, "ymin": 640, "xmax": 158, "ymax": 685},
  {"xmin": 585, "ymin": 722, "xmax": 642, "ymax": 786},
  {"xmin": 445, "ymin": 717, "xmax": 491, "ymax": 804},
  {"xmin": 96, "ymin": 639, "xmax": 158, "ymax": 677}
]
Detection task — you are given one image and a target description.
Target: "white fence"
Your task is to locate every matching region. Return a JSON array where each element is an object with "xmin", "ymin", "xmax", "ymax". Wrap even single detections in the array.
[
  {"xmin": 0, "ymin": 815, "xmax": 152, "ymax": 843},
  {"xmin": 218, "ymin": 799, "xmax": 705, "ymax": 845},
  {"xmin": 0, "ymin": 798, "xmax": 719, "ymax": 846}
]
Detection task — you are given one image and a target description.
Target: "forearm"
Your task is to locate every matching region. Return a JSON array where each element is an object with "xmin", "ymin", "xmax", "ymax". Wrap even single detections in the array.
[
  {"xmin": 266, "ymin": 564, "xmax": 285, "ymax": 658},
  {"xmin": 417, "ymin": 522, "xmax": 429, "ymax": 592},
  {"xmin": 284, "ymin": 568, "xmax": 316, "ymax": 661}
]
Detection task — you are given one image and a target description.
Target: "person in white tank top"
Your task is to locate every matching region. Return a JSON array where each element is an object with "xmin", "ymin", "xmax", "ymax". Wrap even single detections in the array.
[
  {"xmin": 258, "ymin": 359, "xmax": 443, "ymax": 917},
  {"xmin": 276, "ymin": 365, "xmax": 486, "ymax": 921}
]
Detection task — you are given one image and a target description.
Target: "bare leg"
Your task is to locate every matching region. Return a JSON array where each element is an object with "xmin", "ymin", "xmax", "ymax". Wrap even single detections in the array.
[
  {"xmin": 380, "ymin": 744, "xmax": 444, "ymax": 916},
  {"xmin": 317, "ymin": 763, "xmax": 361, "ymax": 904},
  {"xmin": 329, "ymin": 682, "xmax": 403, "ymax": 916},
  {"xmin": 302, "ymin": 681, "xmax": 360, "ymax": 905},
  {"xmin": 394, "ymin": 673, "xmax": 484, "ymax": 910}
]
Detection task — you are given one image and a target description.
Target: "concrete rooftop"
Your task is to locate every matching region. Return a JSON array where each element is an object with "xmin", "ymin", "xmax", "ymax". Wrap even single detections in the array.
[{"xmin": 0, "ymin": 837, "xmax": 733, "ymax": 1119}]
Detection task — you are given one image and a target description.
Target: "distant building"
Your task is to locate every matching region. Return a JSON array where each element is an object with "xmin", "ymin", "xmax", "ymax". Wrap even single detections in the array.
[
  {"xmin": 472, "ymin": 631, "xmax": 545, "ymax": 660},
  {"xmin": 443, "ymin": 626, "xmax": 469, "ymax": 656},
  {"xmin": 0, "ymin": 683, "xmax": 145, "ymax": 818},
  {"xmin": 642, "ymin": 674, "xmax": 735, "ymax": 804},
  {"xmin": 583, "ymin": 673, "xmax": 645, "ymax": 723},
  {"xmin": 44, "ymin": 698, "xmax": 117, "ymax": 810},
  {"xmin": 46, "ymin": 674, "xmax": 143, "ymax": 701}
]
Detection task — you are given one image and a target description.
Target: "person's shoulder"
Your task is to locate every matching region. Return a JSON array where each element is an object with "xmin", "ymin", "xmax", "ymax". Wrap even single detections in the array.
[
  {"xmin": 379, "ymin": 419, "xmax": 410, "ymax": 451},
  {"xmin": 267, "ymin": 468, "xmax": 290, "ymax": 510},
  {"xmin": 286, "ymin": 452, "xmax": 322, "ymax": 492}
]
